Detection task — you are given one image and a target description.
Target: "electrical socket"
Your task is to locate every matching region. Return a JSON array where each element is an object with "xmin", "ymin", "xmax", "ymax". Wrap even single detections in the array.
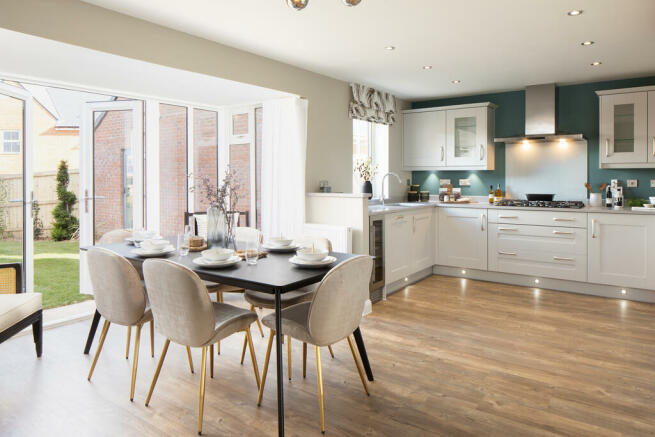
[
  {"xmin": 627, "ymin": 179, "xmax": 638, "ymax": 188},
  {"xmin": 459, "ymin": 178, "xmax": 472, "ymax": 186},
  {"xmin": 439, "ymin": 179, "xmax": 451, "ymax": 186}
]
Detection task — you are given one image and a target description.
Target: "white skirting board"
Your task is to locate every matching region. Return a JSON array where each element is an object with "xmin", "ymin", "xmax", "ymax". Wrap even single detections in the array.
[{"xmin": 432, "ymin": 265, "xmax": 655, "ymax": 303}]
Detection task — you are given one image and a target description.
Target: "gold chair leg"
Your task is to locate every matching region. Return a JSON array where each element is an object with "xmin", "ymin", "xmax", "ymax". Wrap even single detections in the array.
[
  {"xmin": 130, "ymin": 324, "xmax": 142, "ymax": 401},
  {"xmin": 209, "ymin": 344, "xmax": 214, "ymax": 379},
  {"xmin": 287, "ymin": 336, "xmax": 292, "ymax": 381},
  {"xmin": 240, "ymin": 334, "xmax": 247, "ymax": 365},
  {"xmin": 347, "ymin": 336, "xmax": 369, "ymax": 396},
  {"xmin": 145, "ymin": 339, "xmax": 170, "ymax": 406},
  {"xmin": 315, "ymin": 345, "xmax": 326, "ymax": 433},
  {"xmin": 198, "ymin": 346, "xmax": 208, "ymax": 435},
  {"xmin": 246, "ymin": 328, "xmax": 260, "ymax": 390},
  {"xmin": 149, "ymin": 320, "xmax": 154, "ymax": 358},
  {"xmin": 257, "ymin": 330, "xmax": 274, "ymax": 406},
  {"xmin": 88, "ymin": 320, "xmax": 110, "ymax": 381},
  {"xmin": 125, "ymin": 325, "xmax": 131, "ymax": 359},
  {"xmin": 250, "ymin": 305, "xmax": 264, "ymax": 337},
  {"xmin": 186, "ymin": 346, "xmax": 195, "ymax": 374},
  {"xmin": 327, "ymin": 345, "xmax": 335, "ymax": 359},
  {"xmin": 302, "ymin": 342, "xmax": 307, "ymax": 378}
]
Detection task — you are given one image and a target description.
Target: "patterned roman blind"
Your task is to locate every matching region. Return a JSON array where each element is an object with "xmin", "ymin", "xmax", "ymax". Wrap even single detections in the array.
[{"xmin": 348, "ymin": 83, "xmax": 396, "ymax": 125}]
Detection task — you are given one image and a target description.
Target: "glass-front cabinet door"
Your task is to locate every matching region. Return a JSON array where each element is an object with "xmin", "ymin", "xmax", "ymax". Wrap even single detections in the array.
[
  {"xmin": 599, "ymin": 91, "xmax": 647, "ymax": 165},
  {"xmin": 446, "ymin": 106, "xmax": 488, "ymax": 167},
  {"xmin": 648, "ymin": 91, "xmax": 655, "ymax": 163}
]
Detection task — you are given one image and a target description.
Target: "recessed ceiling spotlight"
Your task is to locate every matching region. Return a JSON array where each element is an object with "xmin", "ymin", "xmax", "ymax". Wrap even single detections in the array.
[
  {"xmin": 385, "ymin": 46, "xmax": 396, "ymax": 51},
  {"xmin": 422, "ymin": 65, "xmax": 433, "ymax": 70},
  {"xmin": 581, "ymin": 40, "xmax": 594, "ymax": 46},
  {"xmin": 567, "ymin": 9, "xmax": 582, "ymax": 16},
  {"xmin": 591, "ymin": 61, "xmax": 602, "ymax": 66},
  {"xmin": 451, "ymin": 80, "xmax": 461, "ymax": 84}
]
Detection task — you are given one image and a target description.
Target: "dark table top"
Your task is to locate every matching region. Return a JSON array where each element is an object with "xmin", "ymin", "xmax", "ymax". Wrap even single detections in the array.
[{"xmin": 82, "ymin": 240, "xmax": 357, "ymax": 294}]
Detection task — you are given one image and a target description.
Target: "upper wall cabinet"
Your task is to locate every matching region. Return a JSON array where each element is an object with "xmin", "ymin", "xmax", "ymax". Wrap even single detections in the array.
[
  {"xmin": 597, "ymin": 86, "xmax": 655, "ymax": 168},
  {"xmin": 402, "ymin": 102, "xmax": 496, "ymax": 171}
]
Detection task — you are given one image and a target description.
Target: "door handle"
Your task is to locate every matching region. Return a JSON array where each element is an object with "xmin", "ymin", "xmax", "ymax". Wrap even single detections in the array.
[
  {"xmin": 480, "ymin": 213, "xmax": 486, "ymax": 231},
  {"xmin": 498, "ymin": 251, "xmax": 517, "ymax": 256},
  {"xmin": 479, "ymin": 144, "xmax": 484, "ymax": 160},
  {"xmin": 498, "ymin": 227, "xmax": 518, "ymax": 231},
  {"xmin": 440, "ymin": 146, "xmax": 445, "ymax": 162},
  {"xmin": 591, "ymin": 219, "xmax": 597, "ymax": 238},
  {"xmin": 652, "ymin": 137, "xmax": 655, "ymax": 157},
  {"xmin": 553, "ymin": 256, "xmax": 574, "ymax": 261},
  {"xmin": 498, "ymin": 215, "xmax": 518, "ymax": 219},
  {"xmin": 84, "ymin": 189, "xmax": 107, "ymax": 213},
  {"xmin": 553, "ymin": 217, "xmax": 576, "ymax": 222},
  {"xmin": 606, "ymin": 138, "xmax": 610, "ymax": 157},
  {"xmin": 552, "ymin": 230, "xmax": 574, "ymax": 235}
]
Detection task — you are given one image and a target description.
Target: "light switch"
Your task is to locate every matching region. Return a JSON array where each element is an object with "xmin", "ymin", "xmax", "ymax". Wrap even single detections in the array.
[
  {"xmin": 459, "ymin": 178, "xmax": 471, "ymax": 186},
  {"xmin": 439, "ymin": 179, "xmax": 451, "ymax": 186},
  {"xmin": 627, "ymin": 179, "xmax": 638, "ymax": 188}
]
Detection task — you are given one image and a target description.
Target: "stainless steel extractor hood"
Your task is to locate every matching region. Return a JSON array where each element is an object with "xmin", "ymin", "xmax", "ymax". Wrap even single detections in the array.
[{"xmin": 494, "ymin": 83, "xmax": 585, "ymax": 143}]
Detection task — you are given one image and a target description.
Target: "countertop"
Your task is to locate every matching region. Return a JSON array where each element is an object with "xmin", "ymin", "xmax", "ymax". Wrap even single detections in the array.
[{"xmin": 368, "ymin": 201, "xmax": 655, "ymax": 216}]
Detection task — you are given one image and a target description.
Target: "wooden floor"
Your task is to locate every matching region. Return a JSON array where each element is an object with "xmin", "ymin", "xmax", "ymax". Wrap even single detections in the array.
[{"xmin": 2, "ymin": 275, "xmax": 655, "ymax": 436}]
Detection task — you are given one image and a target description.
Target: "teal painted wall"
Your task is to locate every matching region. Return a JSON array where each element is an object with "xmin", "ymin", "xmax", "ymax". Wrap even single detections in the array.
[{"xmin": 412, "ymin": 76, "xmax": 655, "ymax": 200}]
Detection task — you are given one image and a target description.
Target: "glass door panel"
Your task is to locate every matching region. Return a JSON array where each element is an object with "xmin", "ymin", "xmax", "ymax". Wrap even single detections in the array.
[
  {"xmin": 192, "ymin": 108, "xmax": 218, "ymax": 212},
  {"xmin": 446, "ymin": 106, "xmax": 486, "ymax": 166},
  {"xmin": 158, "ymin": 103, "xmax": 187, "ymax": 238},
  {"xmin": 613, "ymin": 104, "xmax": 634, "ymax": 153},
  {"xmin": 0, "ymin": 83, "xmax": 33, "ymax": 293},
  {"xmin": 601, "ymin": 92, "xmax": 647, "ymax": 164},
  {"xmin": 453, "ymin": 116, "xmax": 477, "ymax": 158}
]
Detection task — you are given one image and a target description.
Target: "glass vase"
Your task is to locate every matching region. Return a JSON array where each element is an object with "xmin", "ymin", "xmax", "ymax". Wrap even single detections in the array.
[
  {"xmin": 206, "ymin": 204, "xmax": 224, "ymax": 247},
  {"xmin": 223, "ymin": 211, "xmax": 240, "ymax": 250}
]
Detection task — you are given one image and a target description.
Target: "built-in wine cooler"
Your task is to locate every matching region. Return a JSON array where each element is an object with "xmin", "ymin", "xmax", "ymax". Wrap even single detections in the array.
[{"xmin": 369, "ymin": 216, "xmax": 385, "ymax": 303}]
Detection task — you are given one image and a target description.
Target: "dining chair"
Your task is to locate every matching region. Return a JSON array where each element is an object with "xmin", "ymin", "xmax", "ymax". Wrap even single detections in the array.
[
  {"xmin": 243, "ymin": 236, "xmax": 335, "ymax": 380},
  {"xmin": 142, "ymin": 258, "xmax": 261, "ymax": 435},
  {"xmin": 257, "ymin": 255, "xmax": 373, "ymax": 433},
  {"xmin": 86, "ymin": 247, "xmax": 154, "ymax": 401}
]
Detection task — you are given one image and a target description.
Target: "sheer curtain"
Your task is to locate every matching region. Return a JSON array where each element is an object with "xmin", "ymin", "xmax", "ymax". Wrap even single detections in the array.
[{"xmin": 261, "ymin": 97, "xmax": 308, "ymax": 240}]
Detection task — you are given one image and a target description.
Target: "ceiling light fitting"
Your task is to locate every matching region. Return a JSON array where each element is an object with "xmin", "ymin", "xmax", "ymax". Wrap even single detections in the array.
[
  {"xmin": 591, "ymin": 61, "xmax": 602, "ymax": 66},
  {"xmin": 385, "ymin": 46, "xmax": 396, "ymax": 51},
  {"xmin": 286, "ymin": 0, "xmax": 361, "ymax": 11},
  {"xmin": 451, "ymin": 80, "xmax": 461, "ymax": 84},
  {"xmin": 567, "ymin": 9, "xmax": 582, "ymax": 16},
  {"xmin": 422, "ymin": 65, "xmax": 433, "ymax": 70},
  {"xmin": 581, "ymin": 40, "xmax": 594, "ymax": 46}
]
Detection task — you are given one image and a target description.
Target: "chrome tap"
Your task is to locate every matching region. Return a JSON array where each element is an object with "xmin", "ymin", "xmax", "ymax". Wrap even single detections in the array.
[{"xmin": 380, "ymin": 172, "xmax": 402, "ymax": 206}]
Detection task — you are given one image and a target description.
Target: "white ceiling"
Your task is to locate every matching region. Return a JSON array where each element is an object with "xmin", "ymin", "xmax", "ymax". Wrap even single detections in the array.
[
  {"xmin": 80, "ymin": 0, "xmax": 655, "ymax": 100},
  {"xmin": 0, "ymin": 28, "xmax": 290, "ymax": 107}
]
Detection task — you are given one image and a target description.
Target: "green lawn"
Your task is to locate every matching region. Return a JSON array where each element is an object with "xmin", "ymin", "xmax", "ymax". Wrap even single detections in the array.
[{"xmin": 0, "ymin": 240, "xmax": 91, "ymax": 309}]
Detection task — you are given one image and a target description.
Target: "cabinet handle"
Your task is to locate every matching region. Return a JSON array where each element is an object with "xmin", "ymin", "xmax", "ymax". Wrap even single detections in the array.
[
  {"xmin": 652, "ymin": 137, "xmax": 655, "ymax": 157},
  {"xmin": 553, "ymin": 217, "xmax": 576, "ymax": 222},
  {"xmin": 498, "ymin": 215, "xmax": 518, "ymax": 219},
  {"xmin": 441, "ymin": 146, "xmax": 445, "ymax": 162},
  {"xmin": 396, "ymin": 215, "xmax": 405, "ymax": 220},
  {"xmin": 479, "ymin": 144, "xmax": 484, "ymax": 160},
  {"xmin": 553, "ymin": 256, "xmax": 574, "ymax": 262},
  {"xmin": 481, "ymin": 213, "xmax": 486, "ymax": 231},
  {"xmin": 552, "ymin": 230, "xmax": 574, "ymax": 235},
  {"xmin": 498, "ymin": 251, "xmax": 517, "ymax": 256},
  {"xmin": 591, "ymin": 219, "xmax": 597, "ymax": 238},
  {"xmin": 606, "ymin": 138, "xmax": 610, "ymax": 157},
  {"xmin": 498, "ymin": 227, "xmax": 518, "ymax": 231}
]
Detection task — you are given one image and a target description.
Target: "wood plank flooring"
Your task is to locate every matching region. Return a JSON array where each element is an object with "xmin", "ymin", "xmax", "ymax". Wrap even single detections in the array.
[{"xmin": 2, "ymin": 275, "xmax": 655, "ymax": 436}]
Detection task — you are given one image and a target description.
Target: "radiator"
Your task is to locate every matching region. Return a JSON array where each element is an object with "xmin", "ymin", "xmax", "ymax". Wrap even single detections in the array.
[{"xmin": 302, "ymin": 223, "xmax": 352, "ymax": 253}]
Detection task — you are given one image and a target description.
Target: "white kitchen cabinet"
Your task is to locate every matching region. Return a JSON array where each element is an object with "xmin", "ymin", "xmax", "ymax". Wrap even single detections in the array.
[
  {"xmin": 438, "ymin": 207, "xmax": 487, "ymax": 270},
  {"xmin": 384, "ymin": 211, "xmax": 412, "ymax": 284},
  {"xmin": 402, "ymin": 110, "xmax": 446, "ymax": 169},
  {"xmin": 402, "ymin": 102, "xmax": 495, "ymax": 171},
  {"xmin": 596, "ymin": 86, "xmax": 655, "ymax": 168},
  {"xmin": 410, "ymin": 211, "xmax": 434, "ymax": 272},
  {"xmin": 588, "ymin": 213, "xmax": 655, "ymax": 290}
]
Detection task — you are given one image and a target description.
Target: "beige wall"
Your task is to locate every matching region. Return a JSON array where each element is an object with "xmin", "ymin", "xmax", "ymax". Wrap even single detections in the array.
[{"xmin": 0, "ymin": 0, "xmax": 375, "ymax": 194}]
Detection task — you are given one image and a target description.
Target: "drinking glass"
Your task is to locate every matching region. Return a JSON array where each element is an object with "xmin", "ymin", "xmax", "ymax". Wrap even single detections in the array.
[
  {"xmin": 177, "ymin": 233, "xmax": 190, "ymax": 257},
  {"xmin": 245, "ymin": 233, "xmax": 260, "ymax": 265}
]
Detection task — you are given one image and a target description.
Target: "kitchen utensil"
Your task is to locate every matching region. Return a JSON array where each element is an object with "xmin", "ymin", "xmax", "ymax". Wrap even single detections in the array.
[
  {"xmin": 261, "ymin": 243, "xmax": 298, "ymax": 253},
  {"xmin": 267, "ymin": 237, "xmax": 293, "ymax": 247},
  {"xmin": 584, "ymin": 183, "xmax": 593, "ymax": 192},
  {"xmin": 141, "ymin": 239, "xmax": 169, "ymax": 251},
  {"xmin": 296, "ymin": 247, "xmax": 329, "ymax": 262},
  {"xmin": 192, "ymin": 255, "xmax": 241, "ymax": 268},
  {"xmin": 599, "ymin": 183, "xmax": 607, "ymax": 193},
  {"xmin": 131, "ymin": 245, "xmax": 175, "ymax": 258},
  {"xmin": 589, "ymin": 192, "xmax": 602, "ymax": 207},
  {"xmin": 201, "ymin": 248, "xmax": 234, "ymax": 261},
  {"xmin": 289, "ymin": 255, "xmax": 337, "ymax": 269},
  {"xmin": 526, "ymin": 193, "xmax": 555, "ymax": 201}
]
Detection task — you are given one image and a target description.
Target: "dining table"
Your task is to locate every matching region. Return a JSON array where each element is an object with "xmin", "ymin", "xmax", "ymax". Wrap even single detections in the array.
[{"xmin": 81, "ymin": 240, "xmax": 374, "ymax": 437}]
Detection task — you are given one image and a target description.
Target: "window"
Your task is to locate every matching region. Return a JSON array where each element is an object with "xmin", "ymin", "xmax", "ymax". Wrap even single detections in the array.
[
  {"xmin": 2, "ymin": 130, "xmax": 20, "ymax": 153},
  {"xmin": 352, "ymin": 119, "xmax": 388, "ymax": 199}
]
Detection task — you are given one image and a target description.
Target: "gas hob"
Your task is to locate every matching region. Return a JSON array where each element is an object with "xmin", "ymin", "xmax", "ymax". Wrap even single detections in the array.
[{"xmin": 494, "ymin": 199, "xmax": 585, "ymax": 209}]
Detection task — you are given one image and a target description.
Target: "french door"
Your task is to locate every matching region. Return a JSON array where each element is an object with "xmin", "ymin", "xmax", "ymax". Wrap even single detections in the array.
[
  {"xmin": 0, "ymin": 82, "xmax": 34, "ymax": 293},
  {"xmin": 79, "ymin": 100, "xmax": 144, "ymax": 293}
]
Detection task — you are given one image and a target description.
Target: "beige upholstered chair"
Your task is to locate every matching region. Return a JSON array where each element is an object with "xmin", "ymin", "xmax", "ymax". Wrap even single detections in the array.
[
  {"xmin": 142, "ymin": 258, "xmax": 260, "ymax": 435},
  {"xmin": 244, "ymin": 237, "xmax": 335, "ymax": 378},
  {"xmin": 86, "ymin": 247, "xmax": 154, "ymax": 401},
  {"xmin": 258, "ymin": 255, "xmax": 373, "ymax": 433}
]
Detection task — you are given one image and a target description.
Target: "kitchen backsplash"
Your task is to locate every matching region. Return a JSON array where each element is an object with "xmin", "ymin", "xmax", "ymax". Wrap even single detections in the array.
[{"xmin": 412, "ymin": 75, "xmax": 655, "ymax": 200}]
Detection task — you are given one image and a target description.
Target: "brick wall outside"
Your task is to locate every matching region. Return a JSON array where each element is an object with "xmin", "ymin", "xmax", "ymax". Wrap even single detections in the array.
[
  {"xmin": 229, "ymin": 143, "xmax": 251, "ymax": 225},
  {"xmin": 93, "ymin": 109, "xmax": 132, "ymax": 241},
  {"xmin": 193, "ymin": 109, "xmax": 218, "ymax": 212},
  {"xmin": 159, "ymin": 104, "xmax": 187, "ymax": 238}
]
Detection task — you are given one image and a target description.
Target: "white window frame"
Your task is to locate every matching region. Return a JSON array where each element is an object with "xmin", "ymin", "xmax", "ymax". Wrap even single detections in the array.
[
  {"xmin": 2, "ymin": 129, "xmax": 21, "ymax": 153},
  {"xmin": 352, "ymin": 119, "xmax": 389, "ymax": 199}
]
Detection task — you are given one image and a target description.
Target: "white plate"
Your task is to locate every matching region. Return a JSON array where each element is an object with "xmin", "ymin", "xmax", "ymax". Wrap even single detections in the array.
[
  {"xmin": 289, "ymin": 255, "xmax": 337, "ymax": 269},
  {"xmin": 125, "ymin": 235, "xmax": 163, "ymax": 245},
  {"xmin": 193, "ymin": 255, "xmax": 241, "ymax": 268},
  {"xmin": 262, "ymin": 243, "xmax": 298, "ymax": 253},
  {"xmin": 131, "ymin": 245, "xmax": 175, "ymax": 257}
]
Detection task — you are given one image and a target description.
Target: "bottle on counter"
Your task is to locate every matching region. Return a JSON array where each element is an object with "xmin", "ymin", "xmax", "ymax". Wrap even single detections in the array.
[
  {"xmin": 488, "ymin": 185, "xmax": 494, "ymax": 204},
  {"xmin": 494, "ymin": 184, "xmax": 503, "ymax": 203},
  {"xmin": 605, "ymin": 186, "xmax": 613, "ymax": 208}
]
